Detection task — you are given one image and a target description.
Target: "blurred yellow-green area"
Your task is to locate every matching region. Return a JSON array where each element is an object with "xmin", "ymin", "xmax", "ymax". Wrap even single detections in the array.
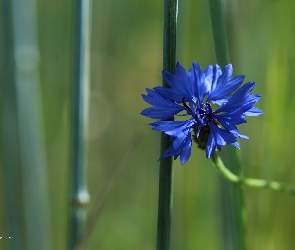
[{"xmin": 1, "ymin": 0, "xmax": 295, "ymax": 249}]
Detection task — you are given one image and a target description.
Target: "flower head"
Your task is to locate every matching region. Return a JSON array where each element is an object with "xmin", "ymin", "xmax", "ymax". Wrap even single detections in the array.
[{"xmin": 141, "ymin": 62, "xmax": 263, "ymax": 165}]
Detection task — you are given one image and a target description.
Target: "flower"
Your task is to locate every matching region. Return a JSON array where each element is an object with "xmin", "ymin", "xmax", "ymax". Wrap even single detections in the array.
[{"xmin": 141, "ymin": 62, "xmax": 263, "ymax": 165}]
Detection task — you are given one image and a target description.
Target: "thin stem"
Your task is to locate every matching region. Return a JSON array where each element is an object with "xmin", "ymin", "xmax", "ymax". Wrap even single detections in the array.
[
  {"xmin": 208, "ymin": 0, "xmax": 229, "ymax": 67},
  {"xmin": 69, "ymin": 0, "xmax": 92, "ymax": 249},
  {"xmin": 156, "ymin": 1, "xmax": 178, "ymax": 250},
  {"xmin": 1, "ymin": 1, "xmax": 23, "ymax": 249},
  {"xmin": 212, "ymin": 153, "xmax": 295, "ymax": 195},
  {"xmin": 11, "ymin": 0, "xmax": 52, "ymax": 249},
  {"xmin": 208, "ymin": 0, "xmax": 248, "ymax": 249}
]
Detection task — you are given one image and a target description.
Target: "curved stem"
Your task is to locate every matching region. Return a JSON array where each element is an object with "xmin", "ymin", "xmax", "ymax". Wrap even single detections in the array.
[{"xmin": 212, "ymin": 153, "xmax": 295, "ymax": 195}]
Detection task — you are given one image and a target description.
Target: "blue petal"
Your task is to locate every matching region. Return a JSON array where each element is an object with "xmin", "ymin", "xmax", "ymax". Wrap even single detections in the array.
[
  {"xmin": 230, "ymin": 129, "xmax": 249, "ymax": 139},
  {"xmin": 141, "ymin": 107, "xmax": 183, "ymax": 120},
  {"xmin": 206, "ymin": 129, "xmax": 216, "ymax": 158},
  {"xmin": 206, "ymin": 122, "xmax": 240, "ymax": 158},
  {"xmin": 210, "ymin": 64, "xmax": 222, "ymax": 93},
  {"xmin": 155, "ymin": 120, "xmax": 194, "ymax": 165},
  {"xmin": 217, "ymin": 96, "xmax": 261, "ymax": 115},
  {"xmin": 211, "ymin": 75, "xmax": 245, "ymax": 101},
  {"xmin": 159, "ymin": 134, "xmax": 190, "ymax": 164},
  {"xmin": 209, "ymin": 123, "xmax": 227, "ymax": 146},
  {"xmin": 214, "ymin": 113, "xmax": 247, "ymax": 125},
  {"xmin": 243, "ymin": 107, "xmax": 263, "ymax": 116},
  {"xmin": 212, "ymin": 98, "xmax": 230, "ymax": 106},
  {"xmin": 216, "ymin": 120, "xmax": 249, "ymax": 139},
  {"xmin": 141, "ymin": 88, "xmax": 185, "ymax": 119},
  {"xmin": 150, "ymin": 119, "xmax": 195, "ymax": 135},
  {"xmin": 191, "ymin": 62, "xmax": 209, "ymax": 102},
  {"xmin": 208, "ymin": 64, "xmax": 235, "ymax": 101},
  {"xmin": 230, "ymin": 141, "xmax": 240, "ymax": 148},
  {"xmin": 174, "ymin": 132, "xmax": 189, "ymax": 148},
  {"xmin": 187, "ymin": 63, "xmax": 196, "ymax": 97},
  {"xmin": 180, "ymin": 136, "xmax": 192, "ymax": 165},
  {"xmin": 162, "ymin": 62, "xmax": 194, "ymax": 101},
  {"xmin": 215, "ymin": 82, "xmax": 261, "ymax": 114},
  {"xmin": 204, "ymin": 65, "xmax": 213, "ymax": 91},
  {"xmin": 159, "ymin": 137, "xmax": 178, "ymax": 159},
  {"xmin": 153, "ymin": 86, "xmax": 184, "ymax": 103}
]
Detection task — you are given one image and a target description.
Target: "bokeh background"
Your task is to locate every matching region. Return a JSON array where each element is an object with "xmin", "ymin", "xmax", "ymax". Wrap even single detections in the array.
[{"xmin": 1, "ymin": 0, "xmax": 295, "ymax": 249}]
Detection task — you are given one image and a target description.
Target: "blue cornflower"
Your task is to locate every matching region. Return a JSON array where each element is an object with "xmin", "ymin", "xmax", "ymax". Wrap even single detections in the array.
[{"xmin": 141, "ymin": 62, "xmax": 263, "ymax": 165}]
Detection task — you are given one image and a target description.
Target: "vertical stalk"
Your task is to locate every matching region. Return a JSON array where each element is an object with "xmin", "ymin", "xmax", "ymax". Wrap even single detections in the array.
[
  {"xmin": 1, "ymin": 1, "xmax": 22, "ymax": 249},
  {"xmin": 208, "ymin": 0, "xmax": 229, "ymax": 67},
  {"xmin": 10, "ymin": 0, "xmax": 52, "ymax": 249},
  {"xmin": 69, "ymin": 0, "xmax": 91, "ymax": 249},
  {"xmin": 157, "ymin": 1, "xmax": 178, "ymax": 250},
  {"xmin": 208, "ymin": 0, "xmax": 248, "ymax": 250}
]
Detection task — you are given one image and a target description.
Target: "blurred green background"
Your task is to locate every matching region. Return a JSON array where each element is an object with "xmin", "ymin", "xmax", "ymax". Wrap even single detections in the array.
[{"xmin": 1, "ymin": 0, "xmax": 295, "ymax": 249}]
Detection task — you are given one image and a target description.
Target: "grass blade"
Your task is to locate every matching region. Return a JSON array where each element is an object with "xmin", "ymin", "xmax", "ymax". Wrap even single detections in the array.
[
  {"xmin": 11, "ymin": 0, "xmax": 52, "ymax": 249},
  {"xmin": 1, "ymin": 1, "xmax": 22, "ymax": 249},
  {"xmin": 157, "ymin": 1, "xmax": 178, "ymax": 250},
  {"xmin": 69, "ymin": 0, "xmax": 92, "ymax": 249}
]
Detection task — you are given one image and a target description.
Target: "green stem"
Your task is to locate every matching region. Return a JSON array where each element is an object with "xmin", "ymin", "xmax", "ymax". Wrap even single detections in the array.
[
  {"xmin": 208, "ymin": 0, "xmax": 230, "ymax": 67},
  {"xmin": 156, "ymin": 1, "xmax": 178, "ymax": 250},
  {"xmin": 1, "ymin": 1, "xmax": 22, "ymax": 249},
  {"xmin": 69, "ymin": 0, "xmax": 92, "ymax": 249},
  {"xmin": 212, "ymin": 154, "xmax": 295, "ymax": 195},
  {"xmin": 11, "ymin": 0, "xmax": 52, "ymax": 249},
  {"xmin": 208, "ymin": 0, "xmax": 248, "ymax": 249}
]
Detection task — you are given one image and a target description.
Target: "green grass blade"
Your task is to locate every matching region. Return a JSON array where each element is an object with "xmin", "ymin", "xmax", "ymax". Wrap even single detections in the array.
[
  {"xmin": 208, "ymin": 0, "xmax": 229, "ymax": 67},
  {"xmin": 1, "ymin": 1, "xmax": 22, "ymax": 249},
  {"xmin": 11, "ymin": 0, "xmax": 52, "ymax": 249},
  {"xmin": 69, "ymin": 0, "xmax": 92, "ymax": 249},
  {"xmin": 156, "ymin": 1, "xmax": 178, "ymax": 250}
]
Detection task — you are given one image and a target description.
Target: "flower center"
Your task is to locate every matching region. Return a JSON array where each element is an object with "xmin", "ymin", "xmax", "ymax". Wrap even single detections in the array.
[
  {"xmin": 182, "ymin": 97, "xmax": 221, "ymax": 150},
  {"xmin": 182, "ymin": 97, "xmax": 213, "ymax": 126}
]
